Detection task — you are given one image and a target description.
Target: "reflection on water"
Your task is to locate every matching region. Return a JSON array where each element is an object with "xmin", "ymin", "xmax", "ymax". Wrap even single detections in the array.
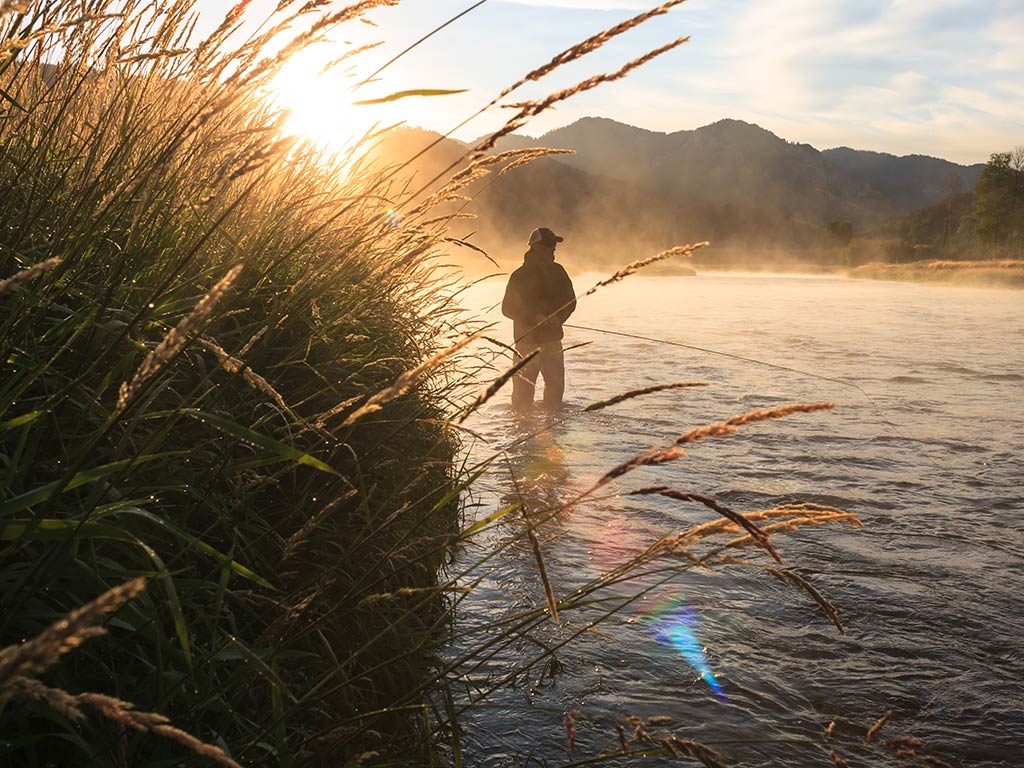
[
  {"xmin": 498, "ymin": 416, "xmax": 571, "ymax": 520},
  {"xmin": 445, "ymin": 275, "xmax": 1024, "ymax": 767}
]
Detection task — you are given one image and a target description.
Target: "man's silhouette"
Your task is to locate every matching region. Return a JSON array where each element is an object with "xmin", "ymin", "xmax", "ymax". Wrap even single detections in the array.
[{"xmin": 501, "ymin": 227, "xmax": 576, "ymax": 411}]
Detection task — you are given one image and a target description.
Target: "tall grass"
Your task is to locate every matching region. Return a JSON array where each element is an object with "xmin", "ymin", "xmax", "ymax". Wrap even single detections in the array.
[
  {"xmin": 1, "ymin": 2, "xmax": 470, "ymax": 764},
  {"xmin": 1, "ymin": 2, "xmax": 871, "ymax": 767}
]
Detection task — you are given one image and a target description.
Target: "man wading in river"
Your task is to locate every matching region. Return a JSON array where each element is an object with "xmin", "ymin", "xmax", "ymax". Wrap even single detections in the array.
[{"xmin": 501, "ymin": 227, "xmax": 576, "ymax": 411}]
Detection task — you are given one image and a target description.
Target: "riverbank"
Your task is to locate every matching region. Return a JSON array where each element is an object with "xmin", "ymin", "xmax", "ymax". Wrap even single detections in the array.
[{"xmin": 849, "ymin": 259, "xmax": 1024, "ymax": 288}]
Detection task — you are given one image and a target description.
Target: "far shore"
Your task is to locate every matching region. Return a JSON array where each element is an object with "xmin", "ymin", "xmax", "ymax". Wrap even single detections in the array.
[
  {"xmin": 661, "ymin": 257, "xmax": 1024, "ymax": 289},
  {"xmin": 847, "ymin": 259, "xmax": 1024, "ymax": 289}
]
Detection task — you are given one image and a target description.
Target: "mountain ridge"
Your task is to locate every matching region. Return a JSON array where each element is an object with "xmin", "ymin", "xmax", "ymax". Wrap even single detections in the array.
[
  {"xmin": 479, "ymin": 116, "xmax": 983, "ymax": 229},
  {"xmin": 482, "ymin": 115, "xmax": 982, "ymax": 169}
]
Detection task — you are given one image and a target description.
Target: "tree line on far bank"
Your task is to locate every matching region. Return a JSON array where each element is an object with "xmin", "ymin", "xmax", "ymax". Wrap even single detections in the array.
[{"xmin": 825, "ymin": 147, "xmax": 1024, "ymax": 265}]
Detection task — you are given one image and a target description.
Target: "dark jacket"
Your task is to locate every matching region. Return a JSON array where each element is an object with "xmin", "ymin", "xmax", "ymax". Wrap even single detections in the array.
[{"xmin": 501, "ymin": 250, "xmax": 576, "ymax": 345}]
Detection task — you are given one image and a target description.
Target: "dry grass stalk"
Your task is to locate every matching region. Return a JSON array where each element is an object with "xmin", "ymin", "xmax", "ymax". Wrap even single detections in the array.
[
  {"xmin": 596, "ymin": 445, "xmax": 687, "ymax": 487},
  {"xmin": 527, "ymin": 523, "xmax": 559, "ymax": 623},
  {"xmin": 405, "ymin": 148, "xmax": 573, "ymax": 220},
  {"xmin": 283, "ymin": 488, "xmax": 358, "ymax": 559},
  {"xmin": 670, "ymin": 503, "xmax": 860, "ymax": 550},
  {"xmin": 583, "ymin": 381, "xmax": 710, "ymax": 413},
  {"xmin": 498, "ymin": 148, "xmax": 576, "ymax": 175},
  {"xmin": 630, "ymin": 486, "xmax": 783, "ymax": 564},
  {"xmin": 311, "ymin": 395, "xmax": 363, "ymax": 431},
  {"xmin": 673, "ymin": 402, "xmax": 835, "ymax": 446},
  {"xmin": 115, "ymin": 263, "xmax": 244, "ymax": 415},
  {"xmin": 507, "ymin": 465, "xmax": 560, "ymax": 623},
  {"xmin": 563, "ymin": 709, "xmax": 579, "ymax": 756},
  {"xmin": 457, "ymin": 349, "xmax": 539, "ymax": 424},
  {"xmin": 764, "ymin": 566, "xmax": 845, "ymax": 634},
  {"xmin": 497, "ymin": 0, "xmax": 689, "ymax": 100},
  {"xmin": 395, "ymin": 0, "xmax": 685, "ymax": 188},
  {"xmin": 0, "ymin": 256, "xmax": 61, "ymax": 296},
  {"xmin": 866, "ymin": 709, "xmax": 893, "ymax": 742},
  {"xmin": 828, "ymin": 747, "xmax": 850, "ymax": 768},
  {"xmin": 7, "ymin": 676, "xmax": 84, "ymax": 718},
  {"xmin": 341, "ymin": 330, "xmax": 483, "ymax": 427},
  {"xmin": 197, "ymin": 336, "xmax": 295, "ymax": 418},
  {"xmin": 476, "ymin": 35, "xmax": 691, "ymax": 155},
  {"xmin": 583, "ymin": 243, "xmax": 708, "ymax": 297},
  {"xmin": 0, "ymin": 577, "xmax": 146, "ymax": 683},
  {"xmin": 0, "ymin": 2, "xmax": 31, "ymax": 16},
  {"xmin": 77, "ymin": 693, "xmax": 242, "ymax": 768},
  {"xmin": 616, "ymin": 723, "xmax": 629, "ymax": 750},
  {"xmin": 348, "ymin": 752, "xmax": 380, "ymax": 767},
  {"xmin": 661, "ymin": 736, "xmax": 727, "ymax": 768},
  {"xmin": 238, "ymin": 0, "xmax": 399, "ymax": 90},
  {"xmin": 884, "ymin": 737, "xmax": 924, "ymax": 752},
  {"xmin": 255, "ymin": 591, "xmax": 317, "ymax": 648},
  {"xmin": 356, "ymin": 585, "xmax": 470, "ymax": 609},
  {"xmin": 418, "ymin": 212, "xmax": 476, "ymax": 229},
  {"xmin": 625, "ymin": 715, "xmax": 650, "ymax": 742},
  {"xmin": 459, "ymin": 146, "xmax": 572, "ymax": 181},
  {"xmin": 592, "ymin": 403, "xmax": 833, "ymax": 491},
  {"xmin": 444, "ymin": 236, "xmax": 499, "ymax": 268},
  {"xmin": 715, "ymin": 513, "xmax": 861, "ymax": 553},
  {"xmin": 320, "ymin": 40, "xmax": 385, "ymax": 75}
]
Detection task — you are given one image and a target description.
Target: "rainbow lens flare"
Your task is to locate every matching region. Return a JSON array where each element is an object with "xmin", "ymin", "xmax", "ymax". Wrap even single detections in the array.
[{"xmin": 645, "ymin": 594, "xmax": 725, "ymax": 701}]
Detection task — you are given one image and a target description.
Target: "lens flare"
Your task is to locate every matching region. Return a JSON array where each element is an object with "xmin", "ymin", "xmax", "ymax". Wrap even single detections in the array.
[{"xmin": 645, "ymin": 594, "xmax": 725, "ymax": 701}]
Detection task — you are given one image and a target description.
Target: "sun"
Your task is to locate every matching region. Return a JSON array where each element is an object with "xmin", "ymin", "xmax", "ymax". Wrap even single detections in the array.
[{"xmin": 268, "ymin": 47, "xmax": 382, "ymax": 156}]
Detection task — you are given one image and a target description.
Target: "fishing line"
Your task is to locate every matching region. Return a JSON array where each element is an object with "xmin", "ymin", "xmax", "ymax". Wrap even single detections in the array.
[
  {"xmin": 562, "ymin": 322, "xmax": 949, "ymax": 471},
  {"xmin": 565, "ymin": 323, "xmax": 863, "ymax": 395}
]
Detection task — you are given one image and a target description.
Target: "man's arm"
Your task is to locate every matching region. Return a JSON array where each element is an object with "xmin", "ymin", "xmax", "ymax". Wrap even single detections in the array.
[
  {"xmin": 501, "ymin": 272, "xmax": 523, "ymax": 320},
  {"xmin": 555, "ymin": 265, "xmax": 576, "ymax": 323}
]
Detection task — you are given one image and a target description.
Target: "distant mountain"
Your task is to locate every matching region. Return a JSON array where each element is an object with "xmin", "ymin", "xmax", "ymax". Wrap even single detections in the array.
[
  {"xmin": 487, "ymin": 117, "xmax": 984, "ymax": 229},
  {"xmin": 373, "ymin": 126, "xmax": 818, "ymax": 270},
  {"xmin": 374, "ymin": 120, "xmax": 987, "ymax": 272}
]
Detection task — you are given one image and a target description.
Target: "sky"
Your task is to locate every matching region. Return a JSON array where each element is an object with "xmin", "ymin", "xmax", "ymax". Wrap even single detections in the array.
[{"xmin": 199, "ymin": 0, "xmax": 1023, "ymax": 165}]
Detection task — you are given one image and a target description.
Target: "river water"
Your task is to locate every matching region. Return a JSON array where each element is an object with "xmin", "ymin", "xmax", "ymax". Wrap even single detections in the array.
[{"xmin": 444, "ymin": 274, "xmax": 1023, "ymax": 768}]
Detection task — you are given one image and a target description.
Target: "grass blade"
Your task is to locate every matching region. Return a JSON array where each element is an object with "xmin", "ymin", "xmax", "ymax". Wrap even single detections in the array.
[{"xmin": 183, "ymin": 410, "xmax": 340, "ymax": 476}]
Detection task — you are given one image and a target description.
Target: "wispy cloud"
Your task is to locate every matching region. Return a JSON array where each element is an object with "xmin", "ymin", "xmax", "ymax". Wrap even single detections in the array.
[{"xmin": 621, "ymin": 0, "xmax": 1024, "ymax": 162}]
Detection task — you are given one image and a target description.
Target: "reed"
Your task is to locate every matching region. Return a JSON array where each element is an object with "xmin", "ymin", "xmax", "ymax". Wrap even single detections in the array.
[
  {"xmin": 582, "ymin": 381, "xmax": 710, "ymax": 413},
  {"xmin": 0, "ymin": 1, "xmax": 473, "ymax": 763},
  {"xmin": 582, "ymin": 243, "xmax": 708, "ymax": 297}
]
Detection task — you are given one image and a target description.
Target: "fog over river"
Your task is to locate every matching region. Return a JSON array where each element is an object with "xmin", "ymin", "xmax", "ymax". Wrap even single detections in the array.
[{"xmin": 445, "ymin": 274, "xmax": 1023, "ymax": 768}]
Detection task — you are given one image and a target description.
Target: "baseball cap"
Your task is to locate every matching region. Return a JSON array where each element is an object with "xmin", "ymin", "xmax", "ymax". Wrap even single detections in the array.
[{"xmin": 528, "ymin": 227, "xmax": 564, "ymax": 246}]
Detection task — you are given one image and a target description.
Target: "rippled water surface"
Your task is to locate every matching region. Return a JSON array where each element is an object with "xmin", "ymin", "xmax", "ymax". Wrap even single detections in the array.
[{"xmin": 445, "ymin": 274, "xmax": 1023, "ymax": 767}]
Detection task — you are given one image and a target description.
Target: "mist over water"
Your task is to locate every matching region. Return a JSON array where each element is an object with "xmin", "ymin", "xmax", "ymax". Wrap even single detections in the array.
[{"xmin": 447, "ymin": 274, "xmax": 1024, "ymax": 767}]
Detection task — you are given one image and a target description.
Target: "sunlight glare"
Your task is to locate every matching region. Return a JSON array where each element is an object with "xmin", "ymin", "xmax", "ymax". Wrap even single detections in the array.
[{"xmin": 269, "ymin": 47, "xmax": 380, "ymax": 157}]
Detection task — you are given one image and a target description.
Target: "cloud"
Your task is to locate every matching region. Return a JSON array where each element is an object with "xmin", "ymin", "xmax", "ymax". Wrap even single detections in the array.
[{"xmin": 636, "ymin": 0, "xmax": 1024, "ymax": 162}]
